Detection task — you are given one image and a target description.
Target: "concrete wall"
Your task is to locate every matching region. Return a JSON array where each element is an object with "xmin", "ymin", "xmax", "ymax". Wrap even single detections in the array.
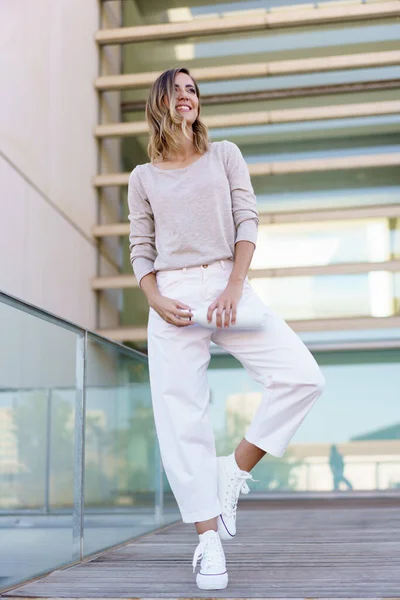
[
  {"xmin": 0, "ymin": 0, "xmax": 100, "ymax": 328},
  {"xmin": 97, "ymin": 1, "xmax": 123, "ymax": 330}
]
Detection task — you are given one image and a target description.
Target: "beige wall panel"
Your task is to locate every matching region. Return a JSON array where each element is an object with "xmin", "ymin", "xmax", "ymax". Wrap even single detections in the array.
[
  {"xmin": 0, "ymin": 0, "xmax": 101, "ymax": 329},
  {"xmin": 0, "ymin": 0, "xmax": 98, "ymax": 237},
  {"xmin": 0, "ymin": 156, "xmax": 96, "ymax": 329}
]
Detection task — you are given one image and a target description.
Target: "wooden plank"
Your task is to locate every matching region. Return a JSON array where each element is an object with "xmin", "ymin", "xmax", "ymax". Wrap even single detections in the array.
[
  {"xmin": 95, "ymin": 50, "xmax": 400, "ymax": 91},
  {"xmin": 94, "ymin": 100, "xmax": 400, "ymax": 138},
  {"xmin": 4, "ymin": 500, "xmax": 400, "ymax": 597},
  {"xmin": 95, "ymin": 1, "xmax": 400, "ymax": 45}
]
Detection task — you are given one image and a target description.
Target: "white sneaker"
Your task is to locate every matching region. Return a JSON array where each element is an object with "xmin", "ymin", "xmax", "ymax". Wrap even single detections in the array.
[
  {"xmin": 217, "ymin": 453, "xmax": 256, "ymax": 541},
  {"xmin": 192, "ymin": 529, "xmax": 228, "ymax": 590}
]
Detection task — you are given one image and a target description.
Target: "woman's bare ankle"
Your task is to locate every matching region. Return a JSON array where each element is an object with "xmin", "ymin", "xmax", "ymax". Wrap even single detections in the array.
[{"xmin": 195, "ymin": 517, "xmax": 218, "ymax": 535}]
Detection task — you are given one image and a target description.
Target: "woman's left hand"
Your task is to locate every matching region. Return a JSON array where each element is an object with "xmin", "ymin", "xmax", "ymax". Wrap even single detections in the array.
[{"xmin": 207, "ymin": 280, "xmax": 244, "ymax": 328}]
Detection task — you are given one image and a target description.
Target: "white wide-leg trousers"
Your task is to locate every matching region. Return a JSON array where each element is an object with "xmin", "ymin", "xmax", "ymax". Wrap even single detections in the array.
[{"xmin": 147, "ymin": 259, "xmax": 325, "ymax": 523}]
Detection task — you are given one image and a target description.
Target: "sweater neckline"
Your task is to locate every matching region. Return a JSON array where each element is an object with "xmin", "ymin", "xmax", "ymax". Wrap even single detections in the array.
[{"xmin": 148, "ymin": 143, "xmax": 212, "ymax": 172}]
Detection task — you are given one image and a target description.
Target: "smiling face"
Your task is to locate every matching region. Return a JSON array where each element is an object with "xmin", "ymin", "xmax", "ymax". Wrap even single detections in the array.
[
  {"xmin": 165, "ymin": 71, "xmax": 199, "ymax": 126},
  {"xmin": 146, "ymin": 68, "xmax": 209, "ymax": 161}
]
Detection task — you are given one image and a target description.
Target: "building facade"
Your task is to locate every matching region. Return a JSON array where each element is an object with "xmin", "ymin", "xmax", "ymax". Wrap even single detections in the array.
[{"xmin": 1, "ymin": 0, "xmax": 399, "ymax": 500}]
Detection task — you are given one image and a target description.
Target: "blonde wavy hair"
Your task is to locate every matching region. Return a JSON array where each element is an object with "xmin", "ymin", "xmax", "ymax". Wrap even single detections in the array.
[{"xmin": 145, "ymin": 67, "xmax": 210, "ymax": 162}]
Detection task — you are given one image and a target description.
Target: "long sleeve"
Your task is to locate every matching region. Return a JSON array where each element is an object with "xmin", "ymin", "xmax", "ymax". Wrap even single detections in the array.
[
  {"xmin": 224, "ymin": 140, "xmax": 259, "ymax": 246},
  {"xmin": 127, "ymin": 166, "xmax": 157, "ymax": 286}
]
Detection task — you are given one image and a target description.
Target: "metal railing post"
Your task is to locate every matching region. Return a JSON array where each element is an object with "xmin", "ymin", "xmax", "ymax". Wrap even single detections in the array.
[
  {"xmin": 72, "ymin": 331, "xmax": 87, "ymax": 562},
  {"xmin": 43, "ymin": 388, "xmax": 52, "ymax": 514},
  {"xmin": 154, "ymin": 439, "xmax": 164, "ymax": 526}
]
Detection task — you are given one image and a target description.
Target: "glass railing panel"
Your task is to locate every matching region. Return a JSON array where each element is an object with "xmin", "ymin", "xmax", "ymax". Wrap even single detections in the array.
[
  {"xmin": 0, "ymin": 297, "xmax": 78, "ymax": 590},
  {"xmin": 83, "ymin": 333, "xmax": 163, "ymax": 557},
  {"xmin": 0, "ymin": 292, "xmax": 168, "ymax": 592}
]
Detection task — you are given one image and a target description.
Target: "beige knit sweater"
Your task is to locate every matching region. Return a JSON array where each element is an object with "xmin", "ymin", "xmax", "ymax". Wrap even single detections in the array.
[{"xmin": 127, "ymin": 139, "xmax": 259, "ymax": 286}]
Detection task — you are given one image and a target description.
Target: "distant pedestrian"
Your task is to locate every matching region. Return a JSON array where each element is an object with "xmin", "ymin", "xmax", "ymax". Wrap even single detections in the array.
[{"xmin": 329, "ymin": 444, "xmax": 353, "ymax": 491}]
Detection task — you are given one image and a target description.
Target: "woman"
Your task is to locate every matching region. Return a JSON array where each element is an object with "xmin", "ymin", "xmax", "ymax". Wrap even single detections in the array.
[{"xmin": 127, "ymin": 67, "xmax": 325, "ymax": 590}]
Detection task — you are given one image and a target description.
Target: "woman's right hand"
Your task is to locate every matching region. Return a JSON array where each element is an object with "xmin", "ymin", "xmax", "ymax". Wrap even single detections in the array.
[
  {"xmin": 140, "ymin": 272, "xmax": 193, "ymax": 327},
  {"xmin": 150, "ymin": 294, "xmax": 193, "ymax": 327}
]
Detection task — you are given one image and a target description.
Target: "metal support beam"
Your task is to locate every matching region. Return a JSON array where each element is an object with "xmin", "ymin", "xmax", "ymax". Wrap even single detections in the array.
[
  {"xmin": 95, "ymin": 50, "xmax": 400, "ymax": 91},
  {"xmin": 121, "ymin": 80, "xmax": 400, "ymax": 113},
  {"xmin": 96, "ymin": 315, "xmax": 400, "ymax": 343},
  {"xmin": 91, "ymin": 260, "xmax": 400, "ymax": 290},
  {"xmin": 92, "ymin": 204, "xmax": 400, "ymax": 239},
  {"xmin": 95, "ymin": 2, "xmax": 400, "ymax": 45},
  {"xmin": 93, "ymin": 153, "xmax": 400, "ymax": 189},
  {"xmin": 94, "ymin": 101, "xmax": 400, "ymax": 138}
]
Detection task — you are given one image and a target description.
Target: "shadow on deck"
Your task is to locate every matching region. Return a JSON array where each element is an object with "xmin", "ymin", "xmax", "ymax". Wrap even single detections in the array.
[{"xmin": 2, "ymin": 498, "xmax": 400, "ymax": 599}]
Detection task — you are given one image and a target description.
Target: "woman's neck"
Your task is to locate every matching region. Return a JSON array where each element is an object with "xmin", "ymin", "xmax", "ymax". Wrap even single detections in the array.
[{"xmin": 166, "ymin": 134, "xmax": 196, "ymax": 162}]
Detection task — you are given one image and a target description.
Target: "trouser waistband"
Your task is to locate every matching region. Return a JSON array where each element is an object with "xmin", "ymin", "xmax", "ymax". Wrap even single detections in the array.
[{"xmin": 158, "ymin": 259, "xmax": 233, "ymax": 275}]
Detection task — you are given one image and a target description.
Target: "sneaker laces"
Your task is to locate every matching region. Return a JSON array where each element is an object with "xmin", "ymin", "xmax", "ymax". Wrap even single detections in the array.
[
  {"xmin": 224, "ymin": 470, "xmax": 258, "ymax": 517},
  {"xmin": 192, "ymin": 534, "xmax": 225, "ymax": 573}
]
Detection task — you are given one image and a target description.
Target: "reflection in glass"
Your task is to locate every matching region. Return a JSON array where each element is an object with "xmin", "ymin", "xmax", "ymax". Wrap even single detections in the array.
[{"xmin": 209, "ymin": 351, "xmax": 400, "ymax": 493}]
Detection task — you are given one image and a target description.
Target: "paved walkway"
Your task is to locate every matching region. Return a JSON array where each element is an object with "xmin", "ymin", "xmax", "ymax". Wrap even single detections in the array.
[{"xmin": 3, "ymin": 498, "xmax": 400, "ymax": 598}]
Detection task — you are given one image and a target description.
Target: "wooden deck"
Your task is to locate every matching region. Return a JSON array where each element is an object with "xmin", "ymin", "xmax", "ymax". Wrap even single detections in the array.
[{"xmin": 3, "ymin": 498, "xmax": 400, "ymax": 599}]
